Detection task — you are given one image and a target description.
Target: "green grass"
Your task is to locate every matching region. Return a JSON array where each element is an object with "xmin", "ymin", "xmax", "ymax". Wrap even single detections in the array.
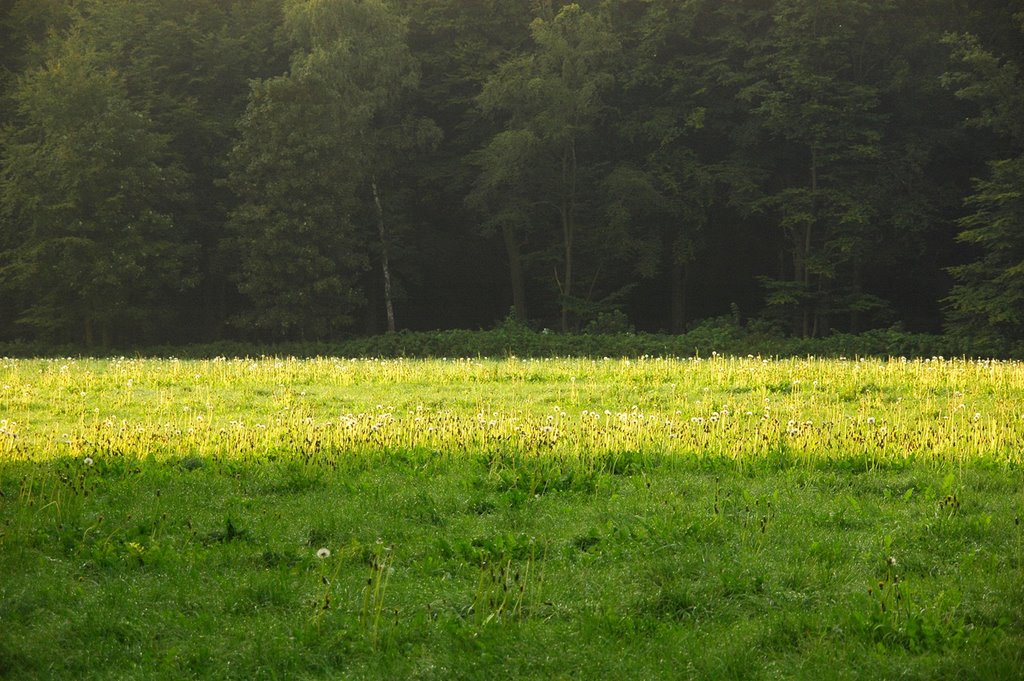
[{"xmin": 2, "ymin": 357, "xmax": 1023, "ymax": 679}]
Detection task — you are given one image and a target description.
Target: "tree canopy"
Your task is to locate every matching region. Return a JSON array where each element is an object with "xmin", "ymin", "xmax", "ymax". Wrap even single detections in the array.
[{"xmin": 0, "ymin": 0, "xmax": 1020, "ymax": 346}]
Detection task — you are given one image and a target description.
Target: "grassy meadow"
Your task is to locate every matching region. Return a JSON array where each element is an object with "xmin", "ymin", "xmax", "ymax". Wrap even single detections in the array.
[{"xmin": 2, "ymin": 355, "xmax": 1024, "ymax": 679}]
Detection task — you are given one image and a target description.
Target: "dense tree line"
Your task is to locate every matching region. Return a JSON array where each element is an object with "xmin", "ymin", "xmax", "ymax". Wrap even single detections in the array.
[{"xmin": 0, "ymin": 0, "xmax": 1021, "ymax": 347}]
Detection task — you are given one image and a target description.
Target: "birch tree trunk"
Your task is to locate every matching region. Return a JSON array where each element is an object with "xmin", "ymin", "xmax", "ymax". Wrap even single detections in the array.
[{"xmin": 371, "ymin": 177, "xmax": 396, "ymax": 333}]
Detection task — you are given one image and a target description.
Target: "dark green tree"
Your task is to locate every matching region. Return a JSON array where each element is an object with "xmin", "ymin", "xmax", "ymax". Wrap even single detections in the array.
[
  {"xmin": 0, "ymin": 0, "xmax": 78, "ymax": 77},
  {"xmin": 473, "ymin": 3, "xmax": 620, "ymax": 331},
  {"xmin": 603, "ymin": 0, "xmax": 769, "ymax": 332},
  {"xmin": 226, "ymin": 0, "xmax": 428, "ymax": 339},
  {"xmin": 0, "ymin": 29, "xmax": 189, "ymax": 345},
  {"xmin": 71, "ymin": 0, "xmax": 287, "ymax": 339},
  {"xmin": 944, "ymin": 14, "xmax": 1024, "ymax": 341},
  {"xmin": 395, "ymin": 0, "xmax": 534, "ymax": 328},
  {"xmin": 0, "ymin": 0, "xmax": 1015, "ymax": 343},
  {"xmin": 742, "ymin": 0, "xmax": 893, "ymax": 337}
]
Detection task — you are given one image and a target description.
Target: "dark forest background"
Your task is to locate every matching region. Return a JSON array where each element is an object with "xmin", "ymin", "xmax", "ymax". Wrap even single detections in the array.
[{"xmin": 1, "ymin": 0, "xmax": 1022, "ymax": 349}]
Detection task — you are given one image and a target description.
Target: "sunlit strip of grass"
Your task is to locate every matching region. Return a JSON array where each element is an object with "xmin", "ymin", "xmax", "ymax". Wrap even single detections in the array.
[{"xmin": 2, "ymin": 356, "xmax": 1024, "ymax": 465}]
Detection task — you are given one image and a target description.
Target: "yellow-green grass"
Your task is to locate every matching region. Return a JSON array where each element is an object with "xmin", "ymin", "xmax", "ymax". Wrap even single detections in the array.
[
  {"xmin": 2, "ymin": 356, "xmax": 1023, "ymax": 465},
  {"xmin": 2, "ymin": 356, "xmax": 1024, "ymax": 679}
]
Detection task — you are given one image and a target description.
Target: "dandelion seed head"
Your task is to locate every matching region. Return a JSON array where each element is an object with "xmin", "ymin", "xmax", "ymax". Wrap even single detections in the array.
[{"xmin": 317, "ymin": 548, "xmax": 331, "ymax": 559}]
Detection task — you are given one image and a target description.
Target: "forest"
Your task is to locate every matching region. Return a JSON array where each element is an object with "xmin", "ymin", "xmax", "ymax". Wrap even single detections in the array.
[{"xmin": 0, "ymin": 0, "xmax": 1022, "ymax": 348}]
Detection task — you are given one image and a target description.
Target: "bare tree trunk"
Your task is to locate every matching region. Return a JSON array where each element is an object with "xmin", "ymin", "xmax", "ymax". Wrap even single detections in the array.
[
  {"xmin": 371, "ymin": 177, "xmax": 395, "ymax": 333},
  {"xmin": 560, "ymin": 142, "xmax": 577, "ymax": 333},
  {"xmin": 561, "ymin": 203, "xmax": 573, "ymax": 333},
  {"xmin": 670, "ymin": 257, "xmax": 689, "ymax": 334},
  {"xmin": 84, "ymin": 317, "xmax": 94, "ymax": 348},
  {"xmin": 805, "ymin": 146, "xmax": 818, "ymax": 338},
  {"xmin": 502, "ymin": 223, "xmax": 528, "ymax": 321},
  {"xmin": 850, "ymin": 255, "xmax": 863, "ymax": 333},
  {"xmin": 669, "ymin": 231, "xmax": 692, "ymax": 334}
]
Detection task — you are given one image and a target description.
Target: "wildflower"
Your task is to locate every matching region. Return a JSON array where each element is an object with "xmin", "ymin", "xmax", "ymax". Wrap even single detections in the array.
[
  {"xmin": 83, "ymin": 457, "xmax": 94, "ymax": 466},
  {"xmin": 317, "ymin": 548, "xmax": 331, "ymax": 559}
]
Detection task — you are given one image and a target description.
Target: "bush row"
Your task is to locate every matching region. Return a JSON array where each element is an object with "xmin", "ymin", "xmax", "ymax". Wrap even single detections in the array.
[{"xmin": 2, "ymin": 318, "xmax": 1021, "ymax": 360}]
